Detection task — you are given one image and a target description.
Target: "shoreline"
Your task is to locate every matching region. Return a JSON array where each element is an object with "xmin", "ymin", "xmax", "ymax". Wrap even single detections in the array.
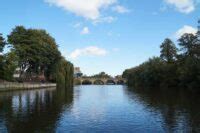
[{"xmin": 0, "ymin": 82, "xmax": 56, "ymax": 92}]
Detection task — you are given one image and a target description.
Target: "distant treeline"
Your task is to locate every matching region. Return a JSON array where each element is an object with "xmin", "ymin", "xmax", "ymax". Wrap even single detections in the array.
[
  {"xmin": 83, "ymin": 72, "xmax": 111, "ymax": 79},
  {"xmin": 123, "ymin": 21, "xmax": 200, "ymax": 91},
  {"xmin": 0, "ymin": 26, "xmax": 73, "ymax": 88}
]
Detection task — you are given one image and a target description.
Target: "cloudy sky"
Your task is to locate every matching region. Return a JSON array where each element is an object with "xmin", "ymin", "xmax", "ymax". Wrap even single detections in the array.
[{"xmin": 0, "ymin": 0, "xmax": 200, "ymax": 76}]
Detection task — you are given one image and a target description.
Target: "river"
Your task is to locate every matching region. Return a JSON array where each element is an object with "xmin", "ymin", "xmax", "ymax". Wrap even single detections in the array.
[{"xmin": 0, "ymin": 85, "xmax": 199, "ymax": 132}]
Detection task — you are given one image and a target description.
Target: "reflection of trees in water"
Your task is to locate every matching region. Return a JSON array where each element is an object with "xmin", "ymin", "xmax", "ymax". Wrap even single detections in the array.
[
  {"xmin": 0, "ymin": 88, "xmax": 74, "ymax": 133},
  {"xmin": 125, "ymin": 87, "xmax": 200, "ymax": 132}
]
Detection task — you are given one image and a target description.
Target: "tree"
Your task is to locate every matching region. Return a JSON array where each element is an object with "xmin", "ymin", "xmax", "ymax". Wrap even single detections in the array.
[
  {"xmin": 91, "ymin": 72, "xmax": 111, "ymax": 78},
  {"xmin": 160, "ymin": 38, "xmax": 177, "ymax": 63},
  {"xmin": 177, "ymin": 33, "xmax": 200, "ymax": 90},
  {"xmin": 197, "ymin": 19, "xmax": 200, "ymax": 38},
  {"xmin": 0, "ymin": 34, "xmax": 6, "ymax": 80},
  {"xmin": 123, "ymin": 19, "xmax": 200, "ymax": 91},
  {"xmin": 0, "ymin": 26, "xmax": 74, "ymax": 85},
  {"xmin": 0, "ymin": 51, "xmax": 18, "ymax": 81},
  {"xmin": 8, "ymin": 26, "xmax": 61, "ymax": 80},
  {"xmin": 51, "ymin": 57, "xmax": 74, "ymax": 89},
  {"xmin": 0, "ymin": 33, "xmax": 6, "ymax": 53},
  {"xmin": 178, "ymin": 33, "xmax": 198, "ymax": 57},
  {"xmin": 7, "ymin": 26, "xmax": 31, "ymax": 78}
]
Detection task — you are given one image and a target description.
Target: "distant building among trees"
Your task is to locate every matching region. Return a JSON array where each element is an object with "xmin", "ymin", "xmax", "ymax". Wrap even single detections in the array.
[
  {"xmin": 74, "ymin": 67, "xmax": 83, "ymax": 78},
  {"xmin": 13, "ymin": 68, "xmax": 20, "ymax": 79}
]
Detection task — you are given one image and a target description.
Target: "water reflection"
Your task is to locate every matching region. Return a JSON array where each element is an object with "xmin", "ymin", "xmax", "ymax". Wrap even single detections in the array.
[
  {"xmin": 0, "ymin": 88, "xmax": 73, "ymax": 133},
  {"xmin": 125, "ymin": 87, "xmax": 200, "ymax": 132},
  {"xmin": 0, "ymin": 86, "xmax": 200, "ymax": 132}
]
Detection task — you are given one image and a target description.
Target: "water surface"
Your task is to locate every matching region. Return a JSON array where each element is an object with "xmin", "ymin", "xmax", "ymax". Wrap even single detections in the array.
[{"xmin": 0, "ymin": 85, "xmax": 199, "ymax": 132}]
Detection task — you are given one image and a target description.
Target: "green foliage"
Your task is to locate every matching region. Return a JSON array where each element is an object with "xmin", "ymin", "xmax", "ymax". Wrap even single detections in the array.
[
  {"xmin": 178, "ymin": 33, "xmax": 199, "ymax": 57},
  {"xmin": 0, "ymin": 33, "xmax": 6, "ymax": 53},
  {"xmin": 7, "ymin": 26, "xmax": 61, "ymax": 80},
  {"xmin": 124, "ymin": 57, "xmax": 168, "ymax": 88},
  {"xmin": 0, "ymin": 26, "xmax": 74, "ymax": 88},
  {"xmin": 160, "ymin": 38, "xmax": 177, "ymax": 63},
  {"xmin": 177, "ymin": 57, "xmax": 200, "ymax": 90},
  {"xmin": 51, "ymin": 57, "xmax": 74, "ymax": 89},
  {"xmin": 90, "ymin": 72, "xmax": 111, "ymax": 78},
  {"xmin": 0, "ymin": 51, "xmax": 18, "ymax": 81},
  {"xmin": 0, "ymin": 33, "xmax": 17, "ymax": 81},
  {"xmin": 0, "ymin": 34, "xmax": 5, "ymax": 78},
  {"xmin": 123, "ymin": 24, "xmax": 200, "ymax": 91}
]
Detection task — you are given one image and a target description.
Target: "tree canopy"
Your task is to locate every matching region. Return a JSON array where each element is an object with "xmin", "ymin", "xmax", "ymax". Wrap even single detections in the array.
[
  {"xmin": 178, "ymin": 33, "xmax": 199, "ymax": 58},
  {"xmin": 87, "ymin": 72, "xmax": 111, "ymax": 79},
  {"xmin": 123, "ymin": 20, "xmax": 200, "ymax": 91},
  {"xmin": 160, "ymin": 38, "xmax": 177, "ymax": 63},
  {"xmin": 0, "ymin": 26, "xmax": 74, "ymax": 88},
  {"xmin": 7, "ymin": 26, "xmax": 61, "ymax": 79},
  {"xmin": 0, "ymin": 33, "xmax": 6, "ymax": 53}
]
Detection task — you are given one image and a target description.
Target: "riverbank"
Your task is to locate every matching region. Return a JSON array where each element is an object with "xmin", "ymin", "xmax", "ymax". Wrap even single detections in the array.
[{"xmin": 0, "ymin": 82, "xmax": 56, "ymax": 92}]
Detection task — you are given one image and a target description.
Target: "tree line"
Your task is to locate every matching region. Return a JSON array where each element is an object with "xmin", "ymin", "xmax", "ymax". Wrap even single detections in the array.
[
  {"xmin": 123, "ymin": 21, "xmax": 200, "ymax": 92},
  {"xmin": 83, "ymin": 72, "xmax": 111, "ymax": 79},
  {"xmin": 0, "ymin": 26, "xmax": 73, "ymax": 88}
]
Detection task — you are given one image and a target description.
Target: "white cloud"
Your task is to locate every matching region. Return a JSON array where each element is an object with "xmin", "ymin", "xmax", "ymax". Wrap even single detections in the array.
[
  {"xmin": 175, "ymin": 25, "xmax": 197, "ymax": 38},
  {"xmin": 112, "ymin": 5, "xmax": 130, "ymax": 13},
  {"xmin": 164, "ymin": 0, "xmax": 195, "ymax": 13},
  {"xmin": 81, "ymin": 27, "xmax": 90, "ymax": 34},
  {"xmin": 69, "ymin": 46, "xmax": 108, "ymax": 59},
  {"xmin": 45, "ymin": 0, "xmax": 117, "ymax": 20}
]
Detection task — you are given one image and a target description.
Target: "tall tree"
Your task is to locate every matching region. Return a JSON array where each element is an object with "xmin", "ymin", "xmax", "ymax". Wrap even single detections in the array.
[
  {"xmin": 0, "ymin": 33, "xmax": 6, "ymax": 53},
  {"xmin": 160, "ymin": 38, "xmax": 177, "ymax": 63},
  {"xmin": 178, "ymin": 33, "xmax": 198, "ymax": 58},
  {"xmin": 0, "ymin": 33, "xmax": 6, "ymax": 79},
  {"xmin": 7, "ymin": 26, "xmax": 30, "ymax": 78},
  {"xmin": 0, "ymin": 51, "xmax": 18, "ymax": 81},
  {"xmin": 7, "ymin": 26, "xmax": 74, "ymax": 86},
  {"xmin": 196, "ymin": 20, "xmax": 200, "ymax": 58},
  {"xmin": 7, "ymin": 26, "xmax": 61, "ymax": 80},
  {"xmin": 198, "ymin": 19, "xmax": 200, "ymax": 38}
]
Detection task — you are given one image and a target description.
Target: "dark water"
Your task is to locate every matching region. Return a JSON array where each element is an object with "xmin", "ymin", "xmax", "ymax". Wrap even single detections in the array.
[{"xmin": 0, "ymin": 85, "xmax": 200, "ymax": 133}]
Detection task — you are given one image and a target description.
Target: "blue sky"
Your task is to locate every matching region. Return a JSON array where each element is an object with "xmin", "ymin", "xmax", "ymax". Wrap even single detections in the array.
[{"xmin": 0, "ymin": 0, "xmax": 200, "ymax": 76}]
